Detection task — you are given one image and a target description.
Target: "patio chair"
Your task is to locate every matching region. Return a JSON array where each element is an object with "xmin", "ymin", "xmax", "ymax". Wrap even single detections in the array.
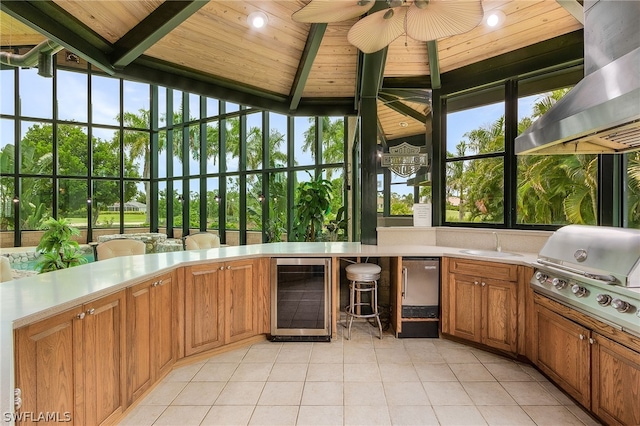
[
  {"xmin": 182, "ymin": 232, "xmax": 220, "ymax": 250},
  {"xmin": 94, "ymin": 238, "xmax": 146, "ymax": 261}
]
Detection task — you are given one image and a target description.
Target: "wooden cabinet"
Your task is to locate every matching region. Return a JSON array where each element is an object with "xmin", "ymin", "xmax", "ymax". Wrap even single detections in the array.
[
  {"xmin": 184, "ymin": 259, "xmax": 259, "ymax": 356},
  {"xmin": 126, "ymin": 271, "xmax": 176, "ymax": 403},
  {"xmin": 532, "ymin": 302, "xmax": 591, "ymax": 407},
  {"xmin": 14, "ymin": 290, "xmax": 126, "ymax": 426},
  {"xmin": 443, "ymin": 258, "xmax": 518, "ymax": 353}
]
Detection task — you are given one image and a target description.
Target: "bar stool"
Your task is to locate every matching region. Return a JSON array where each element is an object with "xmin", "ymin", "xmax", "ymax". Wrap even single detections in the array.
[{"xmin": 345, "ymin": 263, "xmax": 383, "ymax": 340}]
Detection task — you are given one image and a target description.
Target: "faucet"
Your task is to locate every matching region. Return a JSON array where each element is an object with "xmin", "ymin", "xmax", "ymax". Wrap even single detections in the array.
[{"xmin": 493, "ymin": 232, "xmax": 502, "ymax": 252}]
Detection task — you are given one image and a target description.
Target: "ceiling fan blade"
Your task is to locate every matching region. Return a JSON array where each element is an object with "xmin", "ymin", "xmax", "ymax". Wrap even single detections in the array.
[
  {"xmin": 292, "ymin": 0, "xmax": 376, "ymax": 23},
  {"xmin": 347, "ymin": 7, "xmax": 407, "ymax": 54},
  {"xmin": 405, "ymin": 0, "xmax": 484, "ymax": 41}
]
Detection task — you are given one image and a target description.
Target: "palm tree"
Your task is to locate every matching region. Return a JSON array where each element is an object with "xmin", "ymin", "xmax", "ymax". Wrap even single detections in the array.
[{"xmin": 302, "ymin": 117, "xmax": 345, "ymax": 178}]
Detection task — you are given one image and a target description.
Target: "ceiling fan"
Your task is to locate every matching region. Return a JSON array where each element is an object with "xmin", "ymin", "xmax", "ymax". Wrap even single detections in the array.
[{"xmin": 292, "ymin": 0, "xmax": 485, "ymax": 54}]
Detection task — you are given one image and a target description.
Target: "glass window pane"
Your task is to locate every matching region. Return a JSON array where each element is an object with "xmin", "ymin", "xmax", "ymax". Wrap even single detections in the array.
[
  {"xmin": 158, "ymin": 130, "xmax": 167, "ymax": 178},
  {"xmin": 0, "ymin": 174, "xmax": 15, "ymax": 231},
  {"xmin": 206, "ymin": 98, "xmax": 219, "ymax": 117},
  {"xmin": 246, "ymin": 173, "xmax": 262, "ymax": 231},
  {"xmin": 226, "ymin": 102, "xmax": 239, "ymax": 113},
  {"xmin": 123, "ymin": 129, "xmax": 149, "ymax": 178},
  {"xmin": 1, "ymin": 118, "xmax": 15, "ymax": 174},
  {"xmin": 188, "ymin": 124, "xmax": 200, "ymax": 177},
  {"xmin": 123, "ymin": 180, "xmax": 146, "ymax": 228},
  {"xmin": 91, "ymin": 75, "xmax": 120, "ymax": 126},
  {"xmin": 206, "ymin": 177, "xmax": 219, "ymax": 230},
  {"xmin": 158, "ymin": 181, "xmax": 167, "ymax": 227},
  {"xmin": 446, "ymin": 157, "xmax": 504, "ymax": 223},
  {"xmin": 268, "ymin": 112, "xmax": 287, "ymax": 168},
  {"xmin": 377, "ymin": 173, "xmax": 384, "ymax": 214},
  {"xmin": 21, "ymin": 121, "xmax": 53, "ymax": 175},
  {"xmin": 189, "ymin": 93, "xmax": 200, "ymax": 121},
  {"xmin": 246, "ymin": 113, "xmax": 262, "ymax": 171},
  {"xmin": 267, "ymin": 171, "xmax": 287, "ymax": 242},
  {"xmin": 123, "ymin": 81, "xmax": 149, "ymax": 128},
  {"xmin": 323, "ymin": 167, "xmax": 345, "ymax": 241},
  {"xmin": 322, "ymin": 117, "xmax": 345, "ymax": 164},
  {"xmin": 447, "ymin": 101, "xmax": 505, "ymax": 157},
  {"xmin": 1, "ymin": 68, "xmax": 14, "ymax": 115},
  {"xmin": 225, "ymin": 117, "xmax": 239, "ymax": 172},
  {"xmin": 626, "ymin": 152, "xmax": 640, "ymax": 228},
  {"xmin": 57, "ymin": 124, "xmax": 88, "ymax": 176},
  {"xmin": 57, "ymin": 70, "xmax": 87, "ymax": 122},
  {"xmin": 20, "ymin": 68, "xmax": 52, "ymax": 119},
  {"xmin": 158, "ymin": 87, "xmax": 167, "ymax": 127},
  {"xmin": 188, "ymin": 178, "xmax": 200, "ymax": 229},
  {"xmin": 173, "ymin": 90, "xmax": 183, "ymax": 124},
  {"xmin": 226, "ymin": 176, "xmax": 239, "ymax": 229},
  {"xmin": 294, "ymin": 117, "xmax": 314, "ymax": 166},
  {"xmin": 93, "ymin": 127, "xmax": 120, "ymax": 177},
  {"xmin": 58, "ymin": 178, "xmax": 87, "ymax": 230},
  {"xmin": 93, "ymin": 180, "xmax": 121, "ymax": 229},
  {"xmin": 20, "ymin": 177, "xmax": 53, "ymax": 230},
  {"xmin": 172, "ymin": 130, "xmax": 183, "ymax": 177},
  {"xmin": 206, "ymin": 121, "xmax": 219, "ymax": 174}
]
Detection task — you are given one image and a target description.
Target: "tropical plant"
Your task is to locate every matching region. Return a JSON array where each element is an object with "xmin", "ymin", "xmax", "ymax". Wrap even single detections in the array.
[
  {"xmin": 265, "ymin": 218, "xmax": 286, "ymax": 243},
  {"xmin": 324, "ymin": 206, "xmax": 347, "ymax": 242},
  {"xmin": 291, "ymin": 174, "xmax": 333, "ymax": 242},
  {"xmin": 35, "ymin": 217, "xmax": 87, "ymax": 273}
]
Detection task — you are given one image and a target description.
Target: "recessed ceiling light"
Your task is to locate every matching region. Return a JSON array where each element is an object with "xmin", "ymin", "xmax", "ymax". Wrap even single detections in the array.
[
  {"xmin": 399, "ymin": 121, "xmax": 409, "ymax": 128},
  {"xmin": 485, "ymin": 10, "xmax": 506, "ymax": 28},
  {"xmin": 248, "ymin": 11, "xmax": 268, "ymax": 29}
]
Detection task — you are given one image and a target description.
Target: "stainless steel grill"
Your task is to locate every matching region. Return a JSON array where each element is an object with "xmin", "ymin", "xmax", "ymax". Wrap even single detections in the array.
[{"xmin": 530, "ymin": 225, "xmax": 640, "ymax": 337}]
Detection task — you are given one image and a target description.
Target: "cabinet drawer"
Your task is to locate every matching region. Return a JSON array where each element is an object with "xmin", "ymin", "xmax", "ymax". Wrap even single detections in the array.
[{"xmin": 448, "ymin": 258, "xmax": 517, "ymax": 282}]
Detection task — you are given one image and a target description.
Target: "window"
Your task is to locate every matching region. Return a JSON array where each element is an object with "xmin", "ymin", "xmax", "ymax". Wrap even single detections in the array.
[{"xmin": 625, "ymin": 152, "xmax": 640, "ymax": 228}]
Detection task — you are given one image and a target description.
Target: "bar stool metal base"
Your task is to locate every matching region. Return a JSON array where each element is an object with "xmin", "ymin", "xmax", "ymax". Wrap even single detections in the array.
[{"xmin": 344, "ymin": 264, "xmax": 383, "ymax": 340}]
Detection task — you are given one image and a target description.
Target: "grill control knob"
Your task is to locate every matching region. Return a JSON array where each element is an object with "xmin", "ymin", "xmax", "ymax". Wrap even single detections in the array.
[
  {"xmin": 571, "ymin": 285, "xmax": 588, "ymax": 298},
  {"xmin": 535, "ymin": 272, "xmax": 548, "ymax": 283},
  {"xmin": 596, "ymin": 294, "xmax": 612, "ymax": 306},
  {"xmin": 611, "ymin": 298, "xmax": 631, "ymax": 313},
  {"xmin": 552, "ymin": 278, "xmax": 567, "ymax": 290}
]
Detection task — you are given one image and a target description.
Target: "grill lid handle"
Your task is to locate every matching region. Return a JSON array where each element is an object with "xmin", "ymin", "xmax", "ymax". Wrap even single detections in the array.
[{"xmin": 537, "ymin": 259, "xmax": 618, "ymax": 284}]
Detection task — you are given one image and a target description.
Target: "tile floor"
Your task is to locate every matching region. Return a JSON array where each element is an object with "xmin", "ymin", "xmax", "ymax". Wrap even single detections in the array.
[{"xmin": 119, "ymin": 320, "xmax": 601, "ymax": 426}]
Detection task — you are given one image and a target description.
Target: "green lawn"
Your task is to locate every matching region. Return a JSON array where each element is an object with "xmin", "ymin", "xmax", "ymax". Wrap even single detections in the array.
[{"xmin": 65, "ymin": 212, "xmax": 147, "ymax": 227}]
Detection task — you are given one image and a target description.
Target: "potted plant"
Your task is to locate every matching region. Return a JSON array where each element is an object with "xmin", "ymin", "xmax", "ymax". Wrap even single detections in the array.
[
  {"xmin": 291, "ymin": 174, "xmax": 333, "ymax": 242},
  {"xmin": 35, "ymin": 217, "xmax": 88, "ymax": 273},
  {"xmin": 324, "ymin": 206, "xmax": 348, "ymax": 242}
]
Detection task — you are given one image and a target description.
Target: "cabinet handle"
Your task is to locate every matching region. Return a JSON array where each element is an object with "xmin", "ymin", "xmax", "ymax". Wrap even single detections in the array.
[
  {"xmin": 76, "ymin": 312, "xmax": 86, "ymax": 320},
  {"xmin": 152, "ymin": 280, "xmax": 159, "ymax": 287},
  {"xmin": 227, "ymin": 265, "xmax": 232, "ymax": 270},
  {"xmin": 579, "ymin": 334, "xmax": 585, "ymax": 340},
  {"xmin": 474, "ymin": 281, "xmax": 479, "ymax": 286},
  {"xmin": 158, "ymin": 279, "xmax": 163, "ymax": 285},
  {"xmin": 589, "ymin": 338, "xmax": 595, "ymax": 344},
  {"xmin": 86, "ymin": 308, "xmax": 95, "ymax": 315},
  {"xmin": 219, "ymin": 266, "xmax": 224, "ymax": 270},
  {"xmin": 481, "ymin": 282, "xmax": 486, "ymax": 287}
]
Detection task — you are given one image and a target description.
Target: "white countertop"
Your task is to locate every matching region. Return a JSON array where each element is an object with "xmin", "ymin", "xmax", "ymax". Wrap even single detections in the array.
[{"xmin": 0, "ymin": 241, "xmax": 538, "ymax": 417}]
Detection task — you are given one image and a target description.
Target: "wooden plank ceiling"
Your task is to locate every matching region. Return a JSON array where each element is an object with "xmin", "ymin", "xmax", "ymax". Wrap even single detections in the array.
[{"xmin": 0, "ymin": 0, "xmax": 582, "ymax": 142}]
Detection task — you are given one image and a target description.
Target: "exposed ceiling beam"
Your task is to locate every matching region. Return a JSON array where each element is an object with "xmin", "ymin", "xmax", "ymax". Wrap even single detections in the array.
[
  {"xmin": 377, "ymin": 118, "xmax": 388, "ymax": 147},
  {"xmin": 112, "ymin": 0, "xmax": 208, "ymax": 69},
  {"xmin": 289, "ymin": 23, "xmax": 327, "ymax": 111},
  {"xmin": 378, "ymin": 93, "xmax": 428, "ymax": 123},
  {"xmin": 556, "ymin": 0, "xmax": 584, "ymax": 24},
  {"xmin": 0, "ymin": 0, "xmax": 115, "ymax": 74},
  {"xmin": 427, "ymin": 40, "xmax": 441, "ymax": 89},
  {"xmin": 378, "ymin": 88, "xmax": 431, "ymax": 105}
]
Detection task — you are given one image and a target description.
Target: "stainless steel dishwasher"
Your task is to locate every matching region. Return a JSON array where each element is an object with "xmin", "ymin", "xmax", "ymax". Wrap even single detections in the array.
[{"xmin": 398, "ymin": 257, "xmax": 440, "ymax": 338}]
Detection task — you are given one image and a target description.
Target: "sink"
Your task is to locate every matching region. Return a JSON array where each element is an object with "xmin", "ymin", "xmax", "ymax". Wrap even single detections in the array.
[{"xmin": 459, "ymin": 249, "xmax": 522, "ymax": 258}]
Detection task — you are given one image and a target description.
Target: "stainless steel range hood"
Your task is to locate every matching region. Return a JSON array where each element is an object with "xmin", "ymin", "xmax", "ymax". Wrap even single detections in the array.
[{"xmin": 516, "ymin": 0, "xmax": 640, "ymax": 155}]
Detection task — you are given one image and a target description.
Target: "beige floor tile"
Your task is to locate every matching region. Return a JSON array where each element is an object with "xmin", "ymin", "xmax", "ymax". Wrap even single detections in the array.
[
  {"xmin": 476, "ymin": 405, "xmax": 536, "ymax": 425},
  {"xmin": 409, "ymin": 349, "xmax": 446, "ymax": 363},
  {"xmin": 373, "ymin": 335, "xmax": 405, "ymax": 349},
  {"xmin": 518, "ymin": 363, "xmax": 549, "ymax": 381},
  {"xmin": 268, "ymin": 363, "xmax": 308, "ymax": 382},
  {"xmin": 206, "ymin": 347, "xmax": 250, "ymax": 363},
  {"xmin": 306, "ymin": 363, "xmax": 344, "ymax": 381},
  {"xmin": 248, "ymin": 405, "xmax": 298, "ymax": 426},
  {"xmin": 402, "ymin": 338, "xmax": 438, "ymax": 351},
  {"xmin": 153, "ymin": 405, "xmax": 210, "ymax": 425},
  {"xmin": 344, "ymin": 405, "xmax": 392, "ymax": 426},
  {"xmin": 243, "ymin": 346, "xmax": 280, "ymax": 363},
  {"xmin": 118, "ymin": 405, "xmax": 165, "ymax": 426},
  {"xmin": 257, "ymin": 381, "xmax": 303, "ymax": 406},
  {"xmin": 230, "ymin": 362, "xmax": 273, "ymax": 381},
  {"xmin": 383, "ymin": 382, "xmax": 430, "ymax": 406},
  {"xmin": 521, "ymin": 405, "xmax": 585, "ymax": 425},
  {"xmin": 484, "ymin": 362, "xmax": 536, "ymax": 381},
  {"xmin": 296, "ymin": 405, "xmax": 344, "ymax": 426},
  {"xmin": 450, "ymin": 363, "xmax": 496, "ymax": 381},
  {"xmin": 414, "ymin": 362, "xmax": 457, "ymax": 381},
  {"xmin": 344, "ymin": 362, "xmax": 381, "ymax": 382},
  {"xmin": 309, "ymin": 344, "xmax": 343, "ymax": 364},
  {"xmin": 192, "ymin": 362, "xmax": 238, "ymax": 382},
  {"xmin": 471, "ymin": 349, "xmax": 513, "ymax": 364},
  {"xmin": 565, "ymin": 405, "xmax": 602, "ymax": 426},
  {"xmin": 200, "ymin": 405, "xmax": 254, "ymax": 425},
  {"xmin": 539, "ymin": 381, "xmax": 576, "ymax": 405},
  {"xmin": 162, "ymin": 362, "xmax": 205, "ymax": 382},
  {"xmin": 379, "ymin": 362, "xmax": 420, "ymax": 382},
  {"xmin": 433, "ymin": 405, "xmax": 488, "ymax": 425},
  {"xmin": 215, "ymin": 381, "xmax": 265, "ymax": 406},
  {"xmin": 375, "ymin": 348, "xmax": 412, "ymax": 364},
  {"xmin": 344, "ymin": 346, "xmax": 378, "ymax": 364},
  {"xmin": 301, "ymin": 381, "xmax": 344, "ymax": 406},
  {"xmin": 438, "ymin": 348, "xmax": 481, "ymax": 363},
  {"xmin": 344, "ymin": 381, "xmax": 387, "ymax": 406},
  {"xmin": 501, "ymin": 381, "xmax": 561, "ymax": 405},
  {"xmin": 422, "ymin": 381, "xmax": 474, "ymax": 405},
  {"xmin": 171, "ymin": 381, "xmax": 225, "ymax": 405},
  {"xmin": 388, "ymin": 405, "xmax": 439, "ymax": 425},
  {"xmin": 461, "ymin": 381, "xmax": 517, "ymax": 406},
  {"xmin": 139, "ymin": 381, "xmax": 187, "ymax": 405},
  {"xmin": 275, "ymin": 344, "xmax": 312, "ymax": 363}
]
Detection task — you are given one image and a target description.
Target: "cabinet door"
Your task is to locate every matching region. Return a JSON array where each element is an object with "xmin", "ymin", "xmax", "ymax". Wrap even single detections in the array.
[
  {"xmin": 185, "ymin": 263, "xmax": 225, "ymax": 356},
  {"xmin": 448, "ymin": 274, "xmax": 482, "ymax": 343},
  {"xmin": 482, "ymin": 279, "xmax": 517, "ymax": 353},
  {"xmin": 591, "ymin": 334, "xmax": 640, "ymax": 426},
  {"xmin": 82, "ymin": 290, "xmax": 126, "ymax": 426},
  {"xmin": 14, "ymin": 307, "xmax": 83, "ymax": 425},
  {"xmin": 126, "ymin": 279, "xmax": 153, "ymax": 404},
  {"xmin": 152, "ymin": 273, "xmax": 175, "ymax": 379},
  {"xmin": 533, "ymin": 303, "xmax": 590, "ymax": 407},
  {"xmin": 224, "ymin": 259, "xmax": 258, "ymax": 343}
]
